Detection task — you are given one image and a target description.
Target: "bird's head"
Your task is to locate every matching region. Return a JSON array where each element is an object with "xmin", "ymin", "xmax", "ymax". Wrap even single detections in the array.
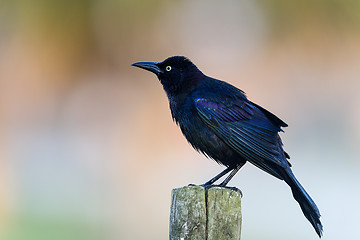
[{"xmin": 132, "ymin": 56, "xmax": 204, "ymax": 96}]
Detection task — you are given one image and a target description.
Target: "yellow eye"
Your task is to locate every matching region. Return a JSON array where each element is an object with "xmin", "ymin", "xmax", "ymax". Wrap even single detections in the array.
[{"xmin": 166, "ymin": 66, "xmax": 172, "ymax": 71}]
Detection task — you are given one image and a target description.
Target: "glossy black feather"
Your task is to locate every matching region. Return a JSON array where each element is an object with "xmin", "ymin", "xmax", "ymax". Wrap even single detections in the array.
[{"xmin": 132, "ymin": 56, "xmax": 323, "ymax": 237}]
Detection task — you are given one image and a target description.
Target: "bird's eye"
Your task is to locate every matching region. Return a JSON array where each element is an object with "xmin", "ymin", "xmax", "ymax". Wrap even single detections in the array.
[{"xmin": 165, "ymin": 66, "xmax": 172, "ymax": 72}]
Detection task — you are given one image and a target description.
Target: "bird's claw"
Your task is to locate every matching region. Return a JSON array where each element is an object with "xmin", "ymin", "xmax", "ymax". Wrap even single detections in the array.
[{"xmin": 188, "ymin": 183, "xmax": 243, "ymax": 197}]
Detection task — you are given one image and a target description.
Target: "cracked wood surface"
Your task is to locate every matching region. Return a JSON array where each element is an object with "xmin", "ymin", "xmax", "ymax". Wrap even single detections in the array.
[{"xmin": 169, "ymin": 185, "xmax": 242, "ymax": 240}]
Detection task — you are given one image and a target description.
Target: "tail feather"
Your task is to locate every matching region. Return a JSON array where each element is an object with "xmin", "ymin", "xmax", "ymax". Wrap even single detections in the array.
[{"xmin": 283, "ymin": 168, "xmax": 323, "ymax": 237}]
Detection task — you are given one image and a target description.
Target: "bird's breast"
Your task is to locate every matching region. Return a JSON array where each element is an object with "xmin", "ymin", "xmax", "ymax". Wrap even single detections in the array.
[{"xmin": 172, "ymin": 99, "xmax": 242, "ymax": 167}]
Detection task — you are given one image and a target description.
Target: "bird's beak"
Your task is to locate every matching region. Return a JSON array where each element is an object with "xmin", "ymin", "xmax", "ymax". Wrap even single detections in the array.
[{"xmin": 131, "ymin": 61, "xmax": 162, "ymax": 75}]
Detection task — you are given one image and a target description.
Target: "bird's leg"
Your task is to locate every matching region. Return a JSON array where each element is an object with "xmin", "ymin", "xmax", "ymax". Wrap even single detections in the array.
[
  {"xmin": 219, "ymin": 163, "xmax": 245, "ymax": 187},
  {"xmin": 202, "ymin": 167, "xmax": 233, "ymax": 186}
]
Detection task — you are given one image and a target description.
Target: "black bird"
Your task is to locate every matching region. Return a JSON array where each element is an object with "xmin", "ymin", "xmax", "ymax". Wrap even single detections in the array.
[{"xmin": 132, "ymin": 56, "xmax": 322, "ymax": 237}]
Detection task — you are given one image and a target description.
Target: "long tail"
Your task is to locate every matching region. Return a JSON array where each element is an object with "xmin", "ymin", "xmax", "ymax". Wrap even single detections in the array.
[{"xmin": 283, "ymin": 168, "xmax": 323, "ymax": 237}]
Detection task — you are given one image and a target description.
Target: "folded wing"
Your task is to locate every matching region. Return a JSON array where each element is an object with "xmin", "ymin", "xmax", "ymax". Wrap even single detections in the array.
[{"xmin": 194, "ymin": 97, "xmax": 289, "ymax": 179}]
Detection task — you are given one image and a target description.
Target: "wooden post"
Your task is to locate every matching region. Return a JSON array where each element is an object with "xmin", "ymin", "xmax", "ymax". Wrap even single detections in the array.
[{"xmin": 169, "ymin": 185, "xmax": 242, "ymax": 240}]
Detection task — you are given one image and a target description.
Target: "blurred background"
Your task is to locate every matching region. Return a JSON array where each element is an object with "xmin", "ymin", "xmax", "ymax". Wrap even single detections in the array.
[{"xmin": 1, "ymin": 0, "xmax": 360, "ymax": 239}]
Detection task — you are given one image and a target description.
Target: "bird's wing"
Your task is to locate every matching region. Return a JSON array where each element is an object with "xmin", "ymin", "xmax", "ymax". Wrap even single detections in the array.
[{"xmin": 194, "ymin": 97, "xmax": 288, "ymax": 177}]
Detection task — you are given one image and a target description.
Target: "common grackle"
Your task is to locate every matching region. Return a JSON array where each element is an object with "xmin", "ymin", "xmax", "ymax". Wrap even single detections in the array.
[{"xmin": 132, "ymin": 56, "xmax": 322, "ymax": 237}]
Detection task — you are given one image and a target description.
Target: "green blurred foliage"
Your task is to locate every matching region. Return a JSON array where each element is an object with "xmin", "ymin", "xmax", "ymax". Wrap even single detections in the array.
[
  {"xmin": 259, "ymin": 0, "xmax": 360, "ymax": 34},
  {"xmin": 2, "ymin": 0, "xmax": 359, "ymax": 75},
  {"xmin": 5, "ymin": 213, "xmax": 106, "ymax": 240},
  {"xmin": 0, "ymin": 0, "xmax": 166, "ymax": 75}
]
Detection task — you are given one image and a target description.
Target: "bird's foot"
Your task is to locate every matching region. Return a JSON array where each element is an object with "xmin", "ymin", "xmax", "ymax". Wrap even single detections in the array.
[
  {"xmin": 187, "ymin": 183, "xmax": 216, "ymax": 190},
  {"xmin": 187, "ymin": 183, "xmax": 213, "ymax": 189},
  {"xmin": 187, "ymin": 183, "xmax": 197, "ymax": 188},
  {"xmin": 221, "ymin": 185, "xmax": 243, "ymax": 197},
  {"xmin": 188, "ymin": 183, "xmax": 242, "ymax": 197}
]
